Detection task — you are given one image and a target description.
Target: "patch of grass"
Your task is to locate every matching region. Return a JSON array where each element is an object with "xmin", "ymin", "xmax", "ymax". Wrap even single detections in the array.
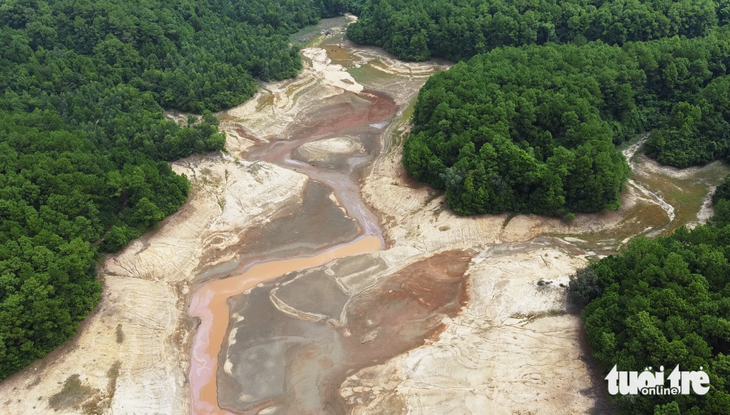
[
  {"xmin": 79, "ymin": 361, "xmax": 121, "ymax": 415},
  {"xmin": 106, "ymin": 361, "xmax": 121, "ymax": 398},
  {"xmin": 347, "ymin": 63, "xmax": 392, "ymax": 86},
  {"xmin": 49, "ymin": 374, "xmax": 92, "ymax": 411},
  {"xmin": 401, "ymin": 99, "xmax": 417, "ymax": 121},
  {"xmin": 637, "ymin": 163, "xmax": 730, "ymax": 235},
  {"xmin": 115, "ymin": 324, "xmax": 123, "ymax": 344},
  {"xmin": 552, "ymin": 201, "xmax": 669, "ymax": 254},
  {"xmin": 432, "ymin": 204, "xmax": 447, "ymax": 218},
  {"xmin": 255, "ymin": 93, "xmax": 275, "ymax": 111},
  {"xmin": 546, "ymin": 309, "xmax": 567, "ymax": 317},
  {"xmin": 305, "ymin": 34, "xmax": 326, "ymax": 48},
  {"xmin": 510, "ymin": 309, "xmax": 567, "ymax": 322},
  {"xmin": 215, "ymin": 113, "xmax": 243, "ymax": 123},
  {"xmin": 386, "ymin": 98, "xmax": 419, "ymax": 154},
  {"xmin": 549, "ymin": 156, "xmax": 728, "ymax": 253},
  {"xmin": 423, "ymin": 191, "xmax": 443, "ymax": 207}
]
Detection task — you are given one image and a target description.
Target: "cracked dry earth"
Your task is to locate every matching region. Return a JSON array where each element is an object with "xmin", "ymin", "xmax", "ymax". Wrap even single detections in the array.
[{"xmin": 1, "ymin": 15, "xmax": 725, "ymax": 415}]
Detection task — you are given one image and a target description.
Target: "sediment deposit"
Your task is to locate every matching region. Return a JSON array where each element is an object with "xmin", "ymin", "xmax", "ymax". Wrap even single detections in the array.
[{"xmin": 216, "ymin": 250, "xmax": 471, "ymax": 415}]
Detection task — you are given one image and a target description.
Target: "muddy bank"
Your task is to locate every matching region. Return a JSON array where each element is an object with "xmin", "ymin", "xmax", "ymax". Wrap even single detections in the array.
[
  {"xmin": 0, "ymin": 152, "xmax": 309, "ymax": 415},
  {"xmin": 364, "ymin": 115, "xmax": 729, "ymax": 258},
  {"xmin": 189, "ymin": 236, "xmax": 383, "ymax": 415},
  {"xmin": 216, "ymin": 250, "xmax": 471, "ymax": 415},
  {"xmin": 187, "ymin": 22, "xmax": 440, "ymax": 414}
]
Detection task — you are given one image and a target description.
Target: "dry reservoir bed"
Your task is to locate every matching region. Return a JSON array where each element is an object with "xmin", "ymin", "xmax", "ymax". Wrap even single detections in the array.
[{"xmin": 0, "ymin": 15, "xmax": 724, "ymax": 415}]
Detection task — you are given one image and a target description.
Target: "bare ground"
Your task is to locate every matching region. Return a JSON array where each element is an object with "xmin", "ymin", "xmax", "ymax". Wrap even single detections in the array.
[{"xmin": 340, "ymin": 244, "xmax": 604, "ymax": 415}]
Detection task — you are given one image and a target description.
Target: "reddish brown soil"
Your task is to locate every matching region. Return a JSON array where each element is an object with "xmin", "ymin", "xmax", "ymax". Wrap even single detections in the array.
[
  {"xmin": 293, "ymin": 90, "xmax": 397, "ymax": 138},
  {"xmin": 343, "ymin": 250, "xmax": 471, "ymax": 360}
]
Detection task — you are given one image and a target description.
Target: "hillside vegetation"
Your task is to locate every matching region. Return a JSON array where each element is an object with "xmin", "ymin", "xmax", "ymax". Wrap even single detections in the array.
[
  {"xmin": 402, "ymin": 28, "xmax": 730, "ymax": 216},
  {"xmin": 0, "ymin": 0, "xmax": 343, "ymax": 381},
  {"xmin": 569, "ymin": 179, "xmax": 730, "ymax": 414},
  {"xmin": 347, "ymin": 0, "xmax": 725, "ymax": 62}
]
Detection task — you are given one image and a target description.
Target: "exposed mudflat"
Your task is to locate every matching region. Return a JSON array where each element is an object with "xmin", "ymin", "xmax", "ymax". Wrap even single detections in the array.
[
  {"xmin": 2, "ymin": 15, "xmax": 727, "ymax": 415},
  {"xmin": 186, "ymin": 16, "xmax": 450, "ymax": 415},
  {"xmin": 0, "ymin": 150, "xmax": 308, "ymax": 415},
  {"xmin": 339, "ymin": 242, "xmax": 610, "ymax": 415},
  {"xmin": 217, "ymin": 250, "xmax": 471, "ymax": 415},
  {"xmin": 365, "ymin": 113, "xmax": 729, "ymax": 257},
  {"xmin": 197, "ymin": 180, "xmax": 361, "ymax": 281}
]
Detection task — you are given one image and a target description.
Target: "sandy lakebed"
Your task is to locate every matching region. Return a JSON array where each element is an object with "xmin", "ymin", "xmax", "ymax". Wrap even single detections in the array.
[{"xmin": 1, "ymin": 15, "xmax": 728, "ymax": 415}]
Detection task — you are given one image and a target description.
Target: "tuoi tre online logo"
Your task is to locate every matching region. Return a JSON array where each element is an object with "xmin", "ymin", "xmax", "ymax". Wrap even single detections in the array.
[{"xmin": 605, "ymin": 365, "xmax": 710, "ymax": 396}]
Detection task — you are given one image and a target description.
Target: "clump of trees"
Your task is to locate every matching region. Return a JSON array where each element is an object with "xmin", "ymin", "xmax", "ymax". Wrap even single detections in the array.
[
  {"xmin": 710, "ymin": 175, "xmax": 730, "ymax": 228},
  {"xmin": 347, "ymin": 0, "xmax": 723, "ymax": 62},
  {"xmin": 403, "ymin": 28, "xmax": 730, "ymax": 216},
  {"xmin": 351, "ymin": 0, "xmax": 730, "ymax": 171},
  {"xmin": 568, "ymin": 178, "xmax": 730, "ymax": 414},
  {"xmin": 0, "ymin": 0, "xmax": 343, "ymax": 382},
  {"xmin": 567, "ymin": 267, "xmax": 602, "ymax": 305},
  {"xmin": 577, "ymin": 209, "xmax": 730, "ymax": 413},
  {"xmin": 403, "ymin": 41, "xmax": 636, "ymax": 216}
]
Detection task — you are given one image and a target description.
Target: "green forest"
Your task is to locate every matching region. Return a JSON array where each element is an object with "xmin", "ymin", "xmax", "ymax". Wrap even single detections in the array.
[
  {"xmin": 347, "ymin": 0, "xmax": 727, "ymax": 62},
  {"xmin": 352, "ymin": 0, "xmax": 730, "ymax": 215},
  {"xmin": 568, "ymin": 182, "xmax": 730, "ymax": 414},
  {"xmin": 401, "ymin": 28, "xmax": 730, "ymax": 216},
  {"xmin": 2, "ymin": 1, "xmax": 730, "ymax": 414},
  {"xmin": 0, "ymin": 0, "xmax": 347, "ymax": 382}
]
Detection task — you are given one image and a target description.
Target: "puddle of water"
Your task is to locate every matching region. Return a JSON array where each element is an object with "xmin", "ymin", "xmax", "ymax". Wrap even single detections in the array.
[
  {"xmin": 289, "ymin": 16, "xmax": 349, "ymax": 48},
  {"xmin": 189, "ymin": 236, "xmax": 382, "ymax": 415}
]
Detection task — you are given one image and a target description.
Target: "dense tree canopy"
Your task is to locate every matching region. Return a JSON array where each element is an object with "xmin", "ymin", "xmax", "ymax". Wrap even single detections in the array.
[
  {"xmin": 403, "ymin": 28, "xmax": 730, "ymax": 216},
  {"xmin": 1, "ymin": 0, "xmax": 347, "ymax": 113},
  {"xmin": 0, "ymin": 0, "xmax": 341, "ymax": 381},
  {"xmin": 347, "ymin": 0, "xmax": 726, "ymax": 62},
  {"xmin": 709, "ymin": 175, "xmax": 730, "ymax": 228},
  {"xmin": 575, "ymin": 188, "xmax": 730, "ymax": 414}
]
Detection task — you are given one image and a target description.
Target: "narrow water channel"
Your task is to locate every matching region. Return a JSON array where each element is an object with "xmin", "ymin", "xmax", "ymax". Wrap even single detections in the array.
[{"xmin": 187, "ymin": 56, "xmax": 399, "ymax": 415}]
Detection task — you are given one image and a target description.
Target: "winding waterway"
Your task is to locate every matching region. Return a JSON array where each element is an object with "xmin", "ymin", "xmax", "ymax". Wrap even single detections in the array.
[
  {"xmin": 188, "ymin": 110, "xmax": 388, "ymax": 413},
  {"xmin": 187, "ymin": 26, "xmax": 409, "ymax": 413}
]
